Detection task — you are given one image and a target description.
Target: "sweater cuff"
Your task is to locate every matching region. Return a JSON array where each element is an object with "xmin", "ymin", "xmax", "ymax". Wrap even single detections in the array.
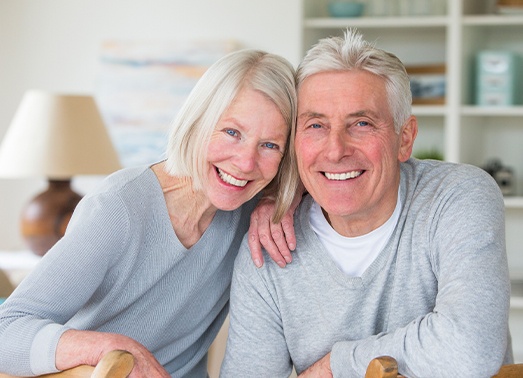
[
  {"xmin": 331, "ymin": 341, "xmax": 360, "ymax": 378},
  {"xmin": 30, "ymin": 323, "xmax": 69, "ymax": 375}
]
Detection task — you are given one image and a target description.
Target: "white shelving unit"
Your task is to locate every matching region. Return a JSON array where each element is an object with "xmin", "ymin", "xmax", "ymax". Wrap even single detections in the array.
[{"xmin": 301, "ymin": 0, "xmax": 523, "ymax": 362}]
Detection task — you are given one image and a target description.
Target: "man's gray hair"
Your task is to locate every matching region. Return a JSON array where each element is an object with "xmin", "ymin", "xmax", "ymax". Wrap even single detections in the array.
[{"xmin": 297, "ymin": 28, "xmax": 412, "ymax": 133}]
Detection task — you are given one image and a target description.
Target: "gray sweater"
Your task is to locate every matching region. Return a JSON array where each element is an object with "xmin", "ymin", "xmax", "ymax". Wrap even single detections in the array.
[
  {"xmin": 221, "ymin": 159, "xmax": 512, "ymax": 378},
  {"xmin": 0, "ymin": 165, "xmax": 257, "ymax": 377}
]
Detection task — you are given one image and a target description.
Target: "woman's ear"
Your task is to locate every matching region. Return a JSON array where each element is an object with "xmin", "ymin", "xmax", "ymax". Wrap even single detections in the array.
[{"xmin": 398, "ymin": 115, "xmax": 418, "ymax": 162}]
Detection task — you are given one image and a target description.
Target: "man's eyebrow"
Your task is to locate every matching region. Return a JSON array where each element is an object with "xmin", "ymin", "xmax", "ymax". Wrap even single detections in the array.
[
  {"xmin": 298, "ymin": 110, "xmax": 379, "ymax": 119},
  {"xmin": 298, "ymin": 111, "xmax": 324, "ymax": 120},
  {"xmin": 349, "ymin": 110, "xmax": 381, "ymax": 117}
]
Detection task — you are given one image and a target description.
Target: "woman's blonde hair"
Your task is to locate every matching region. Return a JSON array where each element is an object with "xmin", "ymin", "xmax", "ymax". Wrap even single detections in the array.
[{"xmin": 165, "ymin": 49, "xmax": 298, "ymax": 222}]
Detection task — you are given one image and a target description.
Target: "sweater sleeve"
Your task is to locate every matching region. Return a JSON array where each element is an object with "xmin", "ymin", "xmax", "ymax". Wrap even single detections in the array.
[
  {"xmin": 220, "ymin": 237, "xmax": 293, "ymax": 378},
  {"xmin": 0, "ymin": 192, "xmax": 130, "ymax": 376},
  {"xmin": 330, "ymin": 173, "xmax": 510, "ymax": 377}
]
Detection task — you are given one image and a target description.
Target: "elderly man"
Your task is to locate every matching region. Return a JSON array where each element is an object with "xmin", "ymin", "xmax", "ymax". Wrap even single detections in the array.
[{"xmin": 220, "ymin": 29, "xmax": 512, "ymax": 377}]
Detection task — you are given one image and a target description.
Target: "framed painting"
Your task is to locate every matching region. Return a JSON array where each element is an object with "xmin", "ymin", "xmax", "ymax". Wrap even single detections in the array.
[{"xmin": 96, "ymin": 40, "xmax": 238, "ymax": 167}]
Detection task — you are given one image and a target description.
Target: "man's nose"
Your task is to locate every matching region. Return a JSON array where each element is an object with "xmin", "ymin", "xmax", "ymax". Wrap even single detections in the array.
[{"xmin": 326, "ymin": 130, "xmax": 354, "ymax": 161}]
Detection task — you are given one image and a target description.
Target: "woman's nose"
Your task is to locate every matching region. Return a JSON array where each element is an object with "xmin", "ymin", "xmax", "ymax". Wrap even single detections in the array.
[{"xmin": 233, "ymin": 144, "xmax": 257, "ymax": 173}]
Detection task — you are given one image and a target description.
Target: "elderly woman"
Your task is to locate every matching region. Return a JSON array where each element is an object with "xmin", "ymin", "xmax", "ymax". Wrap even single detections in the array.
[{"xmin": 0, "ymin": 49, "xmax": 298, "ymax": 378}]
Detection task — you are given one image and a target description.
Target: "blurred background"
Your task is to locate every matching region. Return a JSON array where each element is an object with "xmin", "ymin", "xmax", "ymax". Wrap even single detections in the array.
[{"xmin": 0, "ymin": 0, "xmax": 302, "ymax": 249}]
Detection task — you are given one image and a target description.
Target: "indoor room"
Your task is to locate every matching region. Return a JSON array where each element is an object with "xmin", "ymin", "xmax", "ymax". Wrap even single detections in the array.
[{"xmin": 1, "ymin": 0, "xmax": 522, "ymax": 377}]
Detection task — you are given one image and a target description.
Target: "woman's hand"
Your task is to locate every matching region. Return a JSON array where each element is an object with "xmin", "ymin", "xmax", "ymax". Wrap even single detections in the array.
[
  {"xmin": 248, "ymin": 191, "xmax": 302, "ymax": 268},
  {"xmin": 56, "ymin": 329, "xmax": 171, "ymax": 378}
]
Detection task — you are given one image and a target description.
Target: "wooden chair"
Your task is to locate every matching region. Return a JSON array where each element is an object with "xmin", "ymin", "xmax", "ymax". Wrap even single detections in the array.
[
  {"xmin": 0, "ymin": 350, "xmax": 134, "ymax": 378},
  {"xmin": 364, "ymin": 356, "xmax": 523, "ymax": 378},
  {"xmin": 365, "ymin": 356, "xmax": 401, "ymax": 378},
  {"xmin": 492, "ymin": 363, "xmax": 523, "ymax": 378}
]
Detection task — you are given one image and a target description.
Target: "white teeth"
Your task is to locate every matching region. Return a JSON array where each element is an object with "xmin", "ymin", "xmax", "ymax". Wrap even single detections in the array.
[
  {"xmin": 324, "ymin": 171, "xmax": 362, "ymax": 181},
  {"xmin": 218, "ymin": 169, "xmax": 248, "ymax": 187}
]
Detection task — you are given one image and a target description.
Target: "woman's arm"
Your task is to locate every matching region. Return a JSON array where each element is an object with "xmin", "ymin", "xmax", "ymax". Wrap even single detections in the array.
[
  {"xmin": 56, "ymin": 330, "xmax": 170, "ymax": 378},
  {"xmin": 248, "ymin": 188, "xmax": 304, "ymax": 268},
  {"xmin": 0, "ymin": 194, "xmax": 128, "ymax": 375}
]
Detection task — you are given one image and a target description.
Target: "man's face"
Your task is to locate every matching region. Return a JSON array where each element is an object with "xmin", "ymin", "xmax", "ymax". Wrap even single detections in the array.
[{"xmin": 295, "ymin": 70, "xmax": 416, "ymax": 236}]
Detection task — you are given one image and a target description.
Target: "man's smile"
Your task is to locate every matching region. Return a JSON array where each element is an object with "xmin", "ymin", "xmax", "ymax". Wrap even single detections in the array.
[{"xmin": 323, "ymin": 170, "xmax": 363, "ymax": 181}]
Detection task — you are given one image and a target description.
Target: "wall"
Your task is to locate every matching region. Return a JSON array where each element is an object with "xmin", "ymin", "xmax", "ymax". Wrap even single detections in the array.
[{"xmin": 0, "ymin": 0, "xmax": 302, "ymax": 249}]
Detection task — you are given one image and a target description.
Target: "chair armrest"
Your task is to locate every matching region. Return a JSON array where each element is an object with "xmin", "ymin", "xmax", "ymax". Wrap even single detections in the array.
[
  {"xmin": 365, "ymin": 356, "xmax": 399, "ymax": 378},
  {"xmin": 0, "ymin": 350, "xmax": 134, "ymax": 378}
]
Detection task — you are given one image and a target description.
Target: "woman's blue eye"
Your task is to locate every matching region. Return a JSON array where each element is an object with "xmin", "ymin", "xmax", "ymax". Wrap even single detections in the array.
[
  {"xmin": 264, "ymin": 142, "xmax": 278, "ymax": 149},
  {"xmin": 225, "ymin": 129, "xmax": 238, "ymax": 137},
  {"xmin": 311, "ymin": 123, "xmax": 322, "ymax": 129}
]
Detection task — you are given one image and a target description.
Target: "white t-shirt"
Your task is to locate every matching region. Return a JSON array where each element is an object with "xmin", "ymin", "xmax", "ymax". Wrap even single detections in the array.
[{"xmin": 309, "ymin": 193, "xmax": 401, "ymax": 277}]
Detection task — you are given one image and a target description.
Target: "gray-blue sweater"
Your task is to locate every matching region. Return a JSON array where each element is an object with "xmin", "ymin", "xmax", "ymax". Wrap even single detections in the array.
[
  {"xmin": 0, "ymin": 165, "xmax": 257, "ymax": 377},
  {"xmin": 221, "ymin": 159, "xmax": 512, "ymax": 378}
]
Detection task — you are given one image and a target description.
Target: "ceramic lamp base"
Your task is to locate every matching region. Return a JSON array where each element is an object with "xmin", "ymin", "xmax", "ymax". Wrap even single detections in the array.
[{"xmin": 20, "ymin": 179, "xmax": 82, "ymax": 256}]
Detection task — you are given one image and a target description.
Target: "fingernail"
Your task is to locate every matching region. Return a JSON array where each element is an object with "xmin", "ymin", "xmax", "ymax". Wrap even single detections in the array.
[
  {"xmin": 289, "ymin": 243, "xmax": 295, "ymax": 251},
  {"xmin": 254, "ymin": 259, "xmax": 262, "ymax": 268},
  {"xmin": 277, "ymin": 261, "xmax": 286, "ymax": 268},
  {"xmin": 284, "ymin": 256, "xmax": 292, "ymax": 264}
]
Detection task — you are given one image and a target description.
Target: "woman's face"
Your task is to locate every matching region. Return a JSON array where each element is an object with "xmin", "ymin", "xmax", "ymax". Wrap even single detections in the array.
[{"xmin": 205, "ymin": 87, "xmax": 288, "ymax": 211}]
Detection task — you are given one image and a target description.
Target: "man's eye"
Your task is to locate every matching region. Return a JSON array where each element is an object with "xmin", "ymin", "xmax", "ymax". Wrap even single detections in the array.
[
  {"xmin": 263, "ymin": 142, "xmax": 279, "ymax": 150},
  {"xmin": 225, "ymin": 129, "xmax": 238, "ymax": 137},
  {"xmin": 356, "ymin": 121, "xmax": 369, "ymax": 127}
]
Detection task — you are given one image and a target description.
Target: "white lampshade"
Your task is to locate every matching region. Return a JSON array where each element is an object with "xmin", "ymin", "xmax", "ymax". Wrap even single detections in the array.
[{"xmin": 0, "ymin": 90, "xmax": 121, "ymax": 179}]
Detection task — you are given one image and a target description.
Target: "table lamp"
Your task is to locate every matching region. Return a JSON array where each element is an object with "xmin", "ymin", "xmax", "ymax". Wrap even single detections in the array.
[{"xmin": 0, "ymin": 90, "xmax": 121, "ymax": 256}]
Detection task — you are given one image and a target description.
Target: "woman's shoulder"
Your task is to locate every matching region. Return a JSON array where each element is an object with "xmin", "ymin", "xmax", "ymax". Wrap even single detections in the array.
[
  {"xmin": 93, "ymin": 164, "xmax": 156, "ymax": 194},
  {"xmin": 72, "ymin": 165, "xmax": 164, "ymax": 225}
]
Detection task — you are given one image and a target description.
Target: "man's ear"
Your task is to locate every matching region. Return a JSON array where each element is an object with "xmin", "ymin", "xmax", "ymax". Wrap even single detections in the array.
[{"xmin": 398, "ymin": 115, "xmax": 418, "ymax": 162}]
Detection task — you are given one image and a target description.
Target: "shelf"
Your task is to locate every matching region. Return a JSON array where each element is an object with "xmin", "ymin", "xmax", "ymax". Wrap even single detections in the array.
[
  {"xmin": 511, "ymin": 297, "xmax": 523, "ymax": 310},
  {"xmin": 413, "ymin": 105, "xmax": 447, "ymax": 116},
  {"xmin": 303, "ymin": 16, "xmax": 449, "ymax": 29},
  {"xmin": 461, "ymin": 106, "xmax": 523, "ymax": 116},
  {"xmin": 463, "ymin": 14, "xmax": 523, "ymax": 26},
  {"xmin": 0, "ymin": 250, "xmax": 40, "ymax": 286},
  {"xmin": 512, "ymin": 280, "xmax": 523, "ymax": 309},
  {"xmin": 505, "ymin": 197, "xmax": 523, "ymax": 209}
]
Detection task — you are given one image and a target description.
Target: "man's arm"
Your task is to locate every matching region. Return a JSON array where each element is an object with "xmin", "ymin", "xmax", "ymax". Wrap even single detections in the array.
[
  {"xmin": 298, "ymin": 353, "xmax": 332, "ymax": 378},
  {"xmin": 327, "ymin": 174, "xmax": 510, "ymax": 377},
  {"xmin": 239, "ymin": 167, "xmax": 510, "ymax": 377},
  {"xmin": 220, "ymin": 239, "xmax": 293, "ymax": 377}
]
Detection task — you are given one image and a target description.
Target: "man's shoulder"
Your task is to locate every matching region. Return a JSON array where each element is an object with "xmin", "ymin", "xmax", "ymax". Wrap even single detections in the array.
[
  {"xmin": 234, "ymin": 222, "xmax": 315, "ymax": 281},
  {"xmin": 405, "ymin": 158, "xmax": 487, "ymax": 176},
  {"xmin": 401, "ymin": 158, "xmax": 504, "ymax": 216},
  {"xmin": 235, "ymin": 234, "xmax": 287, "ymax": 274},
  {"xmin": 403, "ymin": 158, "xmax": 498, "ymax": 191}
]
